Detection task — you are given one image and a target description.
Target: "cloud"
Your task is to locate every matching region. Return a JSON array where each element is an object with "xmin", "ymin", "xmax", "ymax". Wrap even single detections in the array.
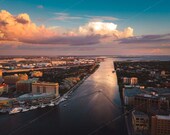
[
  {"xmin": 52, "ymin": 13, "xmax": 119, "ymax": 22},
  {"xmin": 119, "ymin": 33, "xmax": 170, "ymax": 44},
  {"xmin": 53, "ymin": 12, "xmax": 82, "ymax": 21},
  {"xmin": 84, "ymin": 15, "xmax": 119, "ymax": 22},
  {"xmin": 37, "ymin": 5, "xmax": 44, "ymax": 9},
  {"xmin": 0, "ymin": 10, "xmax": 56, "ymax": 42},
  {"xmin": 21, "ymin": 35, "xmax": 102, "ymax": 45},
  {"xmin": 0, "ymin": 10, "xmax": 134, "ymax": 46},
  {"xmin": 78, "ymin": 22, "xmax": 133, "ymax": 39}
]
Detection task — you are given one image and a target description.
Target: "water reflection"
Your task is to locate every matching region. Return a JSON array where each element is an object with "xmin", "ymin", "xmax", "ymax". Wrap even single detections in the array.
[{"xmin": 58, "ymin": 58, "xmax": 125, "ymax": 135}]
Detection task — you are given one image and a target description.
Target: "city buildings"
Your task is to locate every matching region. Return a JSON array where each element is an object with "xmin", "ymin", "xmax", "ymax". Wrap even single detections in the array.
[
  {"xmin": 151, "ymin": 115, "xmax": 170, "ymax": 135},
  {"xmin": 32, "ymin": 82, "xmax": 59, "ymax": 97},
  {"xmin": 132, "ymin": 110, "xmax": 149, "ymax": 134},
  {"xmin": 16, "ymin": 78, "xmax": 38, "ymax": 93},
  {"xmin": 51, "ymin": 60, "xmax": 67, "ymax": 66},
  {"xmin": 4, "ymin": 74, "xmax": 28, "ymax": 85}
]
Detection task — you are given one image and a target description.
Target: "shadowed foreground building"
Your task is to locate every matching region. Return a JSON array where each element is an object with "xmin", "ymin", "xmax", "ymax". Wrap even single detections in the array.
[
  {"xmin": 151, "ymin": 115, "xmax": 170, "ymax": 135},
  {"xmin": 132, "ymin": 110, "xmax": 149, "ymax": 134},
  {"xmin": 134, "ymin": 94, "xmax": 169, "ymax": 113}
]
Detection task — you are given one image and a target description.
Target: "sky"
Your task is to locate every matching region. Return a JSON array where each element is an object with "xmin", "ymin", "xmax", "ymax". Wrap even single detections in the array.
[{"xmin": 0, "ymin": 0, "xmax": 170, "ymax": 55}]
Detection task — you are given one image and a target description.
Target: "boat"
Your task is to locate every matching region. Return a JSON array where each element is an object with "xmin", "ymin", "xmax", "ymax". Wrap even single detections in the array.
[
  {"xmin": 22, "ymin": 107, "xmax": 30, "ymax": 112},
  {"xmin": 40, "ymin": 104, "xmax": 46, "ymax": 108},
  {"xmin": 19, "ymin": 101, "xmax": 25, "ymax": 104},
  {"xmin": 29, "ymin": 106, "xmax": 38, "ymax": 110},
  {"xmin": 9, "ymin": 107, "xmax": 22, "ymax": 114},
  {"xmin": 48, "ymin": 102, "xmax": 54, "ymax": 107}
]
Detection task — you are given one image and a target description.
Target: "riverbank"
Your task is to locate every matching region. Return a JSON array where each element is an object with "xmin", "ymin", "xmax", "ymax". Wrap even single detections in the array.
[{"xmin": 114, "ymin": 62, "xmax": 133, "ymax": 135}]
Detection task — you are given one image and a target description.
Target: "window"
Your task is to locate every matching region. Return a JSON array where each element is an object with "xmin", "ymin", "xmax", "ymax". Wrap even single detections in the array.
[
  {"xmin": 37, "ymin": 86, "xmax": 40, "ymax": 93},
  {"xmin": 43, "ymin": 87, "xmax": 46, "ymax": 93}
]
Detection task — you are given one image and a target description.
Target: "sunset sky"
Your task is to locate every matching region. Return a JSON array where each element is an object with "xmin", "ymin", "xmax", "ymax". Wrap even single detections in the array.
[{"xmin": 0, "ymin": 0, "xmax": 170, "ymax": 55}]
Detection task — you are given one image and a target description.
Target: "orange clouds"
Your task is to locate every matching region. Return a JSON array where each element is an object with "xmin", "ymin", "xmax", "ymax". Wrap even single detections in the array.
[
  {"xmin": 0, "ymin": 10, "xmax": 55, "ymax": 43},
  {"xmin": 0, "ymin": 10, "xmax": 134, "ymax": 46}
]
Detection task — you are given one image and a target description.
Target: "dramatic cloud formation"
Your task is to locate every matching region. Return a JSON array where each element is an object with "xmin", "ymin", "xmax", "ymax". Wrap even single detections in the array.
[
  {"xmin": 0, "ymin": 10, "xmax": 55, "ymax": 43},
  {"xmin": 0, "ymin": 10, "xmax": 134, "ymax": 46}
]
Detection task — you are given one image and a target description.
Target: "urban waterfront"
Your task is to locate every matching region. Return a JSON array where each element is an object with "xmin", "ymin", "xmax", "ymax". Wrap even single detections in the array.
[{"xmin": 0, "ymin": 58, "xmax": 127, "ymax": 135}]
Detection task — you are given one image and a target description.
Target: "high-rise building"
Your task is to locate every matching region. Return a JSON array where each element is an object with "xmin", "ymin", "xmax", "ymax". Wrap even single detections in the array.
[
  {"xmin": 134, "ymin": 94, "xmax": 169, "ymax": 113},
  {"xmin": 151, "ymin": 115, "xmax": 170, "ymax": 135},
  {"xmin": 32, "ymin": 82, "xmax": 59, "ymax": 97},
  {"xmin": 132, "ymin": 111, "xmax": 149, "ymax": 134}
]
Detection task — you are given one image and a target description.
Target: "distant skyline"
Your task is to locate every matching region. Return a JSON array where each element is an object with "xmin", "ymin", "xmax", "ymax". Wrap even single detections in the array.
[{"xmin": 0, "ymin": 0, "xmax": 170, "ymax": 55}]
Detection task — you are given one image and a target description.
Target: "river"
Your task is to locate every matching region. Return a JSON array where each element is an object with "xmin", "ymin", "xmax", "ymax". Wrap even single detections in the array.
[{"xmin": 0, "ymin": 58, "xmax": 127, "ymax": 135}]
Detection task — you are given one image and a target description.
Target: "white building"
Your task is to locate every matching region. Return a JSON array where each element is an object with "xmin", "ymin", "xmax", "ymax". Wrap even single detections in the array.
[{"xmin": 32, "ymin": 82, "xmax": 59, "ymax": 97}]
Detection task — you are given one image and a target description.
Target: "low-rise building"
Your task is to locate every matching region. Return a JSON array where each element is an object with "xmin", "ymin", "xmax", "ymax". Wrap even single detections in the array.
[
  {"xmin": 31, "ymin": 71, "xmax": 43, "ymax": 77},
  {"xmin": 0, "ymin": 97, "xmax": 13, "ymax": 109},
  {"xmin": 132, "ymin": 111, "xmax": 149, "ymax": 134},
  {"xmin": 32, "ymin": 82, "xmax": 59, "ymax": 97},
  {"xmin": 51, "ymin": 60, "xmax": 66, "ymax": 66},
  {"xmin": 151, "ymin": 115, "xmax": 170, "ymax": 135},
  {"xmin": 131, "ymin": 77, "xmax": 138, "ymax": 85},
  {"xmin": 0, "ymin": 83, "xmax": 8, "ymax": 95},
  {"xmin": 4, "ymin": 74, "xmax": 28, "ymax": 85},
  {"xmin": 123, "ymin": 77, "xmax": 130, "ymax": 84},
  {"xmin": 123, "ymin": 77, "xmax": 138, "ymax": 85}
]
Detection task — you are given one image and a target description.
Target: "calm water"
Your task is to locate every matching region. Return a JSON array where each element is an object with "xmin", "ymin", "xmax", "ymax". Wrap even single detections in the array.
[{"xmin": 0, "ymin": 58, "xmax": 127, "ymax": 135}]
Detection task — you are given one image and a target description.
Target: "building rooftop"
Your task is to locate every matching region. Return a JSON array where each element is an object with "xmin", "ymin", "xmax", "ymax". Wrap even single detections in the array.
[
  {"xmin": 17, "ymin": 78, "xmax": 38, "ymax": 83},
  {"xmin": 32, "ymin": 82, "xmax": 59, "ymax": 86},
  {"xmin": 144, "ymin": 88, "xmax": 170, "ymax": 95},
  {"xmin": 0, "ymin": 97, "xmax": 9, "ymax": 101},
  {"xmin": 124, "ymin": 88, "xmax": 145, "ymax": 97},
  {"xmin": 133, "ymin": 110, "xmax": 148, "ymax": 116},
  {"xmin": 156, "ymin": 115, "xmax": 170, "ymax": 120}
]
